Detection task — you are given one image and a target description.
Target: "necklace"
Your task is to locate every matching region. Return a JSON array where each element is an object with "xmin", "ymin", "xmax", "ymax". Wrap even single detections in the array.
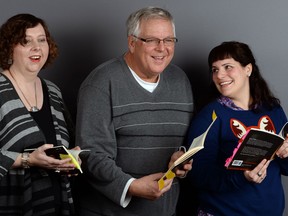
[{"xmin": 8, "ymin": 69, "xmax": 39, "ymax": 112}]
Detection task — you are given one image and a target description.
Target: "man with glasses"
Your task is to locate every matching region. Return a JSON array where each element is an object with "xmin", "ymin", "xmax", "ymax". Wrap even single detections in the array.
[{"xmin": 75, "ymin": 6, "xmax": 194, "ymax": 216}]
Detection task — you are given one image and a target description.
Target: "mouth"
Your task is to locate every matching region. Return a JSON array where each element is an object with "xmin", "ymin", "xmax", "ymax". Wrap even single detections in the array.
[
  {"xmin": 29, "ymin": 55, "xmax": 41, "ymax": 61},
  {"xmin": 219, "ymin": 80, "xmax": 233, "ymax": 86},
  {"xmin": 152, "ymin": 56, "xmax": 165, "ymax": 61}
]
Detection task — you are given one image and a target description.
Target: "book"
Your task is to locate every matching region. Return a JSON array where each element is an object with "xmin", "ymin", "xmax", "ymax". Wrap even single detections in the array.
[
  {"xmin": 225, "ymin": 122, "xmax": 288, "ymax": 170},
  {"xmin": 25, "ymin": 146, "xmax": 90, "ymax": 174},
  {"xmin": 158, "ymin": 111, "xmax": 217, "ymax": 190}
]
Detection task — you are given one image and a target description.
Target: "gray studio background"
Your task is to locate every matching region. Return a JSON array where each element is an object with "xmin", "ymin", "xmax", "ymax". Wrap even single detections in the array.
[{"xmin": 1, "ymin": 0, "xmax": 288, "ymax": 214}]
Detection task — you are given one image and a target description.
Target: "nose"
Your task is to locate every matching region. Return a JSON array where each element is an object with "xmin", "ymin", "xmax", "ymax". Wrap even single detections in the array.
[
  {"xmin": 213, "ymin": 69, "xmax": 225, "ymax": 82},
  {"xmin": 155, "ymin": 40, "xmax": 165, "ymax": 50},
  {"xmin": 30, "ymin": 40, "xmax": 41, "ymax": 50},
  {"xmin": 216, "ymin": 68, "xmax": 226, "ymax": 78}
]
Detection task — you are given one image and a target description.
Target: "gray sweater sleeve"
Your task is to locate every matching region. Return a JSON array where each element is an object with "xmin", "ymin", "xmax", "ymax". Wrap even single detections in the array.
[{"xmin": 76, "ymin": 74, "xmax": 132, "ymax": 205}]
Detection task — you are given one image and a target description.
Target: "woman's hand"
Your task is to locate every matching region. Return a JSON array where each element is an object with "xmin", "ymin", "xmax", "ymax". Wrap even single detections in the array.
[
  {"xmin": 29, "ymin": 144, "xmax": 75, "ymax": 171},
  {"xmin": 244, "ymin": 159, "xmax": 270, "ymax": 183},
  {"xmin": 276, "ymin": 139, "xmax": 288, "ymax": 158}
]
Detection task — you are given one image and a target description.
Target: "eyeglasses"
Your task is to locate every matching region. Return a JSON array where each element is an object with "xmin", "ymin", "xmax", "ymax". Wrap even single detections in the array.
[{"xmin": 132, "ymin": 35, "xmax": 178, "ymax": 47}]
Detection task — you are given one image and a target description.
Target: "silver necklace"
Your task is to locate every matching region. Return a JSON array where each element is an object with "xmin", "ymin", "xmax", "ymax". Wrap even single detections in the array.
[{"xmin": 8, "ymin": 69, "xmax": 39, "ymax": 112}]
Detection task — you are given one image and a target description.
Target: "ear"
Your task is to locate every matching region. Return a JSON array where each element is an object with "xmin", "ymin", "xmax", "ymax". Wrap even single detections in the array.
[
  {"xmin": 245, "ymin": 63, "xmax": 252, "ymax": 77},
  {"xmin": 127, "ymin": 35, "xmax": 136, "ymax": 53}
]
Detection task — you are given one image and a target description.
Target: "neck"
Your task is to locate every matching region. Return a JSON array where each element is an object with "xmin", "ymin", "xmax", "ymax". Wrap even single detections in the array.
[
  {"xmin": 124, "ymin": 52, "xmax": 159, "ymax": 83},
  {"xmin": 232, "ymin": 96, "xmax": 253, "ymax": 110},
  {"xmin": 8, "ymin": 69, "xmax": 39, "ymax": 112}
]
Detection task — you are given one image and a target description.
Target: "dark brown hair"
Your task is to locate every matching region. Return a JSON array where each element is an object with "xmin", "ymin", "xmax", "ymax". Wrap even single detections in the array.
[
  {"xmin": 208, "ymin": 41, "xmax": 280, "ymax": 110},
  {"xmin": 0, "ymin": 13, "xmax": 58, "ymax": 70}
]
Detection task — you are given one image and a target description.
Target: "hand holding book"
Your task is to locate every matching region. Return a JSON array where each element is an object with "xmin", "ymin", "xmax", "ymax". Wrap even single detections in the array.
[
  {"xmin": 225, "ymin": 122, "xmax": 288, "ymax": 170},
  {"xmin": 44, "ymin": 145, "xmax": 90, "ymax": 174},
  {"xmin": 158, "ymin": 111, "xmax": 218, "ymax": 190},
  {"xmin": 25, "ymin": 145, "xmax": 90, "ymax": 174}
]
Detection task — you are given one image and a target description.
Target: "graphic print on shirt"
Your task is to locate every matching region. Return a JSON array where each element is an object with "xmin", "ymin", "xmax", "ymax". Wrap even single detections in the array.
[{"xmin": 230, "ymin": 115, "xmax": 276, "ymax": 139}]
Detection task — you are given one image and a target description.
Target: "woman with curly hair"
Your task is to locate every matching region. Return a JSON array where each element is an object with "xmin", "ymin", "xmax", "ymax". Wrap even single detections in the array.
[{"xmin": 0, "ymin": 13, "xmax": 79, "ymax": 215}]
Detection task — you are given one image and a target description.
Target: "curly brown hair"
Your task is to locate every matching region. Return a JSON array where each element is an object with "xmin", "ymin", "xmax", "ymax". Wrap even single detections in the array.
[{"xmin": 0, "ymin": 13, "xmax": 58, "ymax": 70}]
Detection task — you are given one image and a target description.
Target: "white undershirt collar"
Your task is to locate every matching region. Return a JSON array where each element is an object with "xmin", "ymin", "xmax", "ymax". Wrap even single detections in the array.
[{"xmin": 128, "ymin": 67, "xmax": 160, "ymax": 93}]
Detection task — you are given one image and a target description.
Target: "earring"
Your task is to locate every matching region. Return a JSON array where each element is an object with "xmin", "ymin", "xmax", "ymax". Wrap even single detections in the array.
[{"xmin": 7, "ymin": 58, "xmax": 13, "ymax": 65}]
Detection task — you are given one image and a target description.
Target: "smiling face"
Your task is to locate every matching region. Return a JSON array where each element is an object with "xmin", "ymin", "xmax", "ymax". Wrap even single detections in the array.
[
  {"xmin": 212, "ymin": 58, "xmax": 252, "ymax": 107},
  {"xmin": 12, "ymin": 24, "xmax": 49, "ymax": 74},
  {"xmin": 126, "ymin": 18, "xmax": 175, "ymax": 82}
]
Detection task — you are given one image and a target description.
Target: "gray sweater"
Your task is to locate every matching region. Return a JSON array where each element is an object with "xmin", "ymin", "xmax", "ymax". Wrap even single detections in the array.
[{"xmin": 75, "ymin": 55, "xmax": 194, "ymax": 216}]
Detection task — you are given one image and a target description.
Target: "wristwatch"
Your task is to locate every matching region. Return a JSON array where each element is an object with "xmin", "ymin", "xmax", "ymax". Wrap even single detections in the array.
[{"xmin": 21, "ymin": 152, "xmax": 30, "ymax": 169}]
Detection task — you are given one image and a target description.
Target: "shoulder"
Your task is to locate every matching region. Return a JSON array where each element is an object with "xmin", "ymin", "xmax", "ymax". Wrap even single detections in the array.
[
  {"xmin": 164, "ymin": 63, "xmax": 187, "ymax": 78},
  {"xmin": 162, "ymin": 63, "xmax": 191, "ymax": 88},
  {"xmin": 166, "ymin": 63, "xmax": 185, "ymax": 71},
  {"xmin": 94, "ymin": 57, "xmax": 123, "ymax": 72},
  {"xmin": 85, "ymin": 57, "xmax": 124, "ymax": 82},
  {"xmin": 42, "ymin": 79, "xmax": 63, "ymax": 98},
  {"xmin": 79, "ymin": 57, "xmax": 127, "ymax": 92},
  {"xmin": 196, "ymin": 100, "xmax": 223, "ymax": 117},
  {"xmin": 267, "ymin": 105, "xmax": 287, "ymax": 123},
  {"xmin": 191, "ymin": 100, "xmax": 236, "ymax": 128},
  {"xmin": 0, "ymin": 73, "xmax": 9, "ymax": 86},
  {"xmin": 0, "ymin": 74, "xmax": 12, "ymax": 104}
]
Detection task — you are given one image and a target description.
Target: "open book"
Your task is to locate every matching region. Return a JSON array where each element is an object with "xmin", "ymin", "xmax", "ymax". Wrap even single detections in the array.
[
  {"xmin": 225, "ymin": 122, "xmax": 288, "ymax": 170},
  {"xmin": 25, "ymin": 146, "xmax": 90, "ymax": 174},
  {"xmin": 158, "ymin": 111, "xmax": 217, "ymax": 190}
]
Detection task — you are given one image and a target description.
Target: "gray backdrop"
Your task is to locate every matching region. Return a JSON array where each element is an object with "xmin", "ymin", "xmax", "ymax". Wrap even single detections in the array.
[{"xmin": 1, "ymin": 0, "xmax": 288, "ymax": 214}]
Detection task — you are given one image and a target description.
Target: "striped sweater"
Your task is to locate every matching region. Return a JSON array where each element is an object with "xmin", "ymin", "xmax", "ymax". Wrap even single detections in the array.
[{"xmin": 0, "ymin": 74, "xmax": 74, "ymax": 215}]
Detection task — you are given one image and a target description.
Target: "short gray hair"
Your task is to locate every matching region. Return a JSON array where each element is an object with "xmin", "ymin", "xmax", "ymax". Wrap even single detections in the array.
[{"xmin": 126, "ymin": 6, "xmax": 176, "ymax": 37}]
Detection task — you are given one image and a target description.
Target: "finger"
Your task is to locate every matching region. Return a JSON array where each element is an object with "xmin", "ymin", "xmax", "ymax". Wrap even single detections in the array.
[
  {"xmin": 264, "ymin": 159, "xmax": 270, "ymax": 167},
  {"xmin": 256, "ymin": 160, "xmax": 269, "ymax": 178},
  {"xmin": 161, "ymin": 179, "xmax": 173, "ymax": 192},
  {"xmin": 258, "ymin": 175, "xmax": 266, "ymax": 183},
  {"xmin": 175, "ymin": 170, "xmax": 187, "ymax": 178},
  {"xmin": 282, "ymin": 147, "xmax": 288, "ymax": 158},
  {"xmin": 40, "ymin": 144, "xmax": 54, "ymax": 151},
  {"xmin": 49, "ymin": 157, "xmax": 71, "ymax": 164},
  {"xmin": 277, "ymin": 140, "xmax": 288, "ymax": 156}
]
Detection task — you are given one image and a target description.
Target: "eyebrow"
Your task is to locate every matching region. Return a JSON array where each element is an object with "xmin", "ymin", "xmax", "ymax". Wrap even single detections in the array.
[
  {"xmin": 25, "ymin": 33, "xmax": 46, "ymax": 37},
  {"xmin": 212, "ymin": 62, "xmax": 234, "ymax": 68}
]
